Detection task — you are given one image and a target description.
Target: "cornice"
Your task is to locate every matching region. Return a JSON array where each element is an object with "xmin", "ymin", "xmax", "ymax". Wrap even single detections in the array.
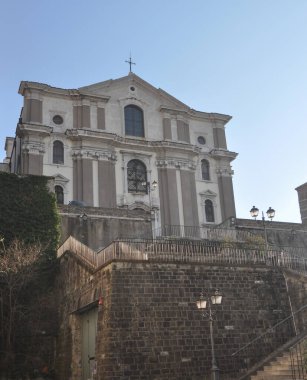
[
  {"xmin": 65, "ymin": 129, "xmax": 200, "ymax": 155},
  {"xmin": 295, "ymin": 183, "xmax": 307, "ymax": 191},
  {"xmin": 160, "ymin": 106, "xmax": 232, "ymax": 124},
  {"xmin": 19, "ymin": 81, "xmax": 110, "ymax": 103},
  {"xmin": 209, "ymin": 148, "xmax": 238, "ymax": 162},
  {"xmin": 17, "ymin": 123, "xmax": 53, "ymax": 138}
]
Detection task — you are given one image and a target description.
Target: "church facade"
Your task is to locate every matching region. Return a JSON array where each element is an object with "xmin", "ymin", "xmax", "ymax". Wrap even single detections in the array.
[{"xmin": 4, "ymin": 73, "xmax": 237, "ymax": 232}]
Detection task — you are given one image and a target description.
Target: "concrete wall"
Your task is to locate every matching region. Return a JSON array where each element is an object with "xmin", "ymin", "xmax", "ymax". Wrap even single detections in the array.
[
  {"xmin": 55, "ymin": 258, "xmax": 294, "ymax": 380},
  {"xmin": 235, "ymin": 218, "xmax": 307, "ymax": 250},
  {"xmin": 59, "ymin": 205, "xmax": 152, "ymax": 250}
]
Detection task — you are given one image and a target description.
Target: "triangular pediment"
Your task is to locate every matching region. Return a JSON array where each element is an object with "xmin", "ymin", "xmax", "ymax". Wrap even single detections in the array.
[
  {"xmin": 127, "ymin": 201, "xmax": 151, "ymax": 212},
  {"xmin": 79, "ymin": 73, "xmax": 190, "ymax": 111},
  {"xmin": 53, "ymin": 173, "xmax": 69, "ymax": 183},
  {"xmin": 199, "ymin": 190, "xmax": 217, "ymax": 197}
]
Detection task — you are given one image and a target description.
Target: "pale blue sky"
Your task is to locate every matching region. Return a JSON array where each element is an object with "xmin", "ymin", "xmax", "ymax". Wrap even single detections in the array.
[{"xmin": 1, "ymin": 0, "xmax": 307, "ymax": 222}]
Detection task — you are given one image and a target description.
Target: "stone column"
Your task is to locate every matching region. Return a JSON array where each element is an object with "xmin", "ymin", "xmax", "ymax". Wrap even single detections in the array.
[
  {"xmin": 217, "ymin": 167, "xmax": 236, "ymax": 221},
  {"xmin": 21, "ymin": 141, "xmax": 45, "ymax": 175},
  {"xmin": 72, "ymin": 150, "xmax": 94, "ymax": 206},
  {"xmin": 157, "ymin": 162, "xmax": 180, "ymax": 228},
  {"xmin": 180, "ymin": 169, "xmax": 199, "ymax": 228},
  {"xmin": 98, "ymin": 154, "xmax": 117, "ymax": 208}
]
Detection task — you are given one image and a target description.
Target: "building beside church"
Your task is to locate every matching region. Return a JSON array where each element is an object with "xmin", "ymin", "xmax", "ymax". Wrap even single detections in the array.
[{"xmin": 4, "ymin": 72, "xmax": 237, "ymax": 234}]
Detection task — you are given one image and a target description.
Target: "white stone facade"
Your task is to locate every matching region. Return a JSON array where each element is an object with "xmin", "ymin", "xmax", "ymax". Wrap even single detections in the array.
[{"xmin": 5, "ymin": 73, "xmax": 237, "ymax": 230}]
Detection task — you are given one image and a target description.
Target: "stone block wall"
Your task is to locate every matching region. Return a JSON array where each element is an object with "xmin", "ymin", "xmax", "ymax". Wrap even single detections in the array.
[
  {"xmin": 283, "ymin": 269, "xmax": 307, "ymax": 333},
  {"xmin": 55, "ymin": 256, "xmax": 294, "ymax": 380}
]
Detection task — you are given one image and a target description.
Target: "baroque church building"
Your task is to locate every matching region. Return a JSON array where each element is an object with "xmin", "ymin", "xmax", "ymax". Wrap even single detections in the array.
[{"xmin": 4, "ymin": 72, "xmax": 237, "ymax": 233}]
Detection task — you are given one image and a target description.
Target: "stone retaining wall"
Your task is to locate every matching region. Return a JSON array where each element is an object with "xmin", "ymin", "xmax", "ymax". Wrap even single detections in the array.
[{"xmin": 55, "ymin": 255, "xmax": 294, "ymax": 379}]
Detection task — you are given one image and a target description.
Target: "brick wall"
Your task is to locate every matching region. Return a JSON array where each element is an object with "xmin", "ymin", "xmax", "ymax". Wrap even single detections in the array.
[{"xmin": 55, "ymin": 256, "xmax": 294, "ymax": 379}]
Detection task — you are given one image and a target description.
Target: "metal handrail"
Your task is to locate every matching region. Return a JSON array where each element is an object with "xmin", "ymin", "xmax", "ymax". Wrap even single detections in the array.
[
  {"xmin": 231, "ymin": 302, "xmax": 307, "ymax": 378},
  {"xmin": 232, "ymin": 303, "xmax": 307, "ymax": 357},
  {"xmin": 289, "ymin": 336, "xmax": 307, "ymax": 379}
]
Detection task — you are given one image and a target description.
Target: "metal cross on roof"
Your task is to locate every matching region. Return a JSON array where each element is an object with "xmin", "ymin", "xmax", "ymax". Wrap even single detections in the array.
[{"xmin": 125, "ymin": 54, "xmax": 136, "ymax": 73}]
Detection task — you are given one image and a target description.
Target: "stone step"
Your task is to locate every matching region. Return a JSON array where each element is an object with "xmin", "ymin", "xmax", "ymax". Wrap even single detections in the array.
[
  {"xmin": 250, "ymin": 350, "xmax": 304, "ymax": 380},
  {"xmin": 261, "ymin": 367, "xmax": 292, "ymax": 373},
  {"xmin": 251, "ymin": 376, "xmax": 294, "ymax": 380}
]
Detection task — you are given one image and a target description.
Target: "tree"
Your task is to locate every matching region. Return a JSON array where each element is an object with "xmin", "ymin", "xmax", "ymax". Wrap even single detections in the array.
[
  {"xmin": 0, "ymin": 239, "xmax": 57, "ymax": 378},
  {"xmin": 0, "ymin": 173, "xmax": 60, "ymax": 261}
]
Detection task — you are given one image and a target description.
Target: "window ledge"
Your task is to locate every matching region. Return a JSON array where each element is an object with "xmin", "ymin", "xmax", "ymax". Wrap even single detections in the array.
[{"xmin": 128, "ymin": 192, "xmax": 148, "ymax": 196}]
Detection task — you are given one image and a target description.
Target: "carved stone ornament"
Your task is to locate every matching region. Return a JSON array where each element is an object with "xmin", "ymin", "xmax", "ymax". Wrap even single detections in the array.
[
  {"xmin": 71, "ymin": 148, "xmax": 117, "ymax": 162},
  {"xmin": 22, "ymin": 141, "xmax": 45, "ymax": 154},
  {"xmin": 156, "ymin": 157, "xmax": 196, "ymax": 170}
]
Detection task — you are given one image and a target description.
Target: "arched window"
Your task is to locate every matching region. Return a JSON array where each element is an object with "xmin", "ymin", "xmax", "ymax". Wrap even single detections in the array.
[
  {"xmin": 201, "ymin": 159, "xmax": 210, "ymax": 181},
  {"xmin": 124, "ymin": 105, "xmax": 144, "ymax": 137},
  {"xmin": 53, "ymin": 141, "xmax": 64, "ymax": 164},
  {"xmin": 127, "ymin": 159, "xmax": 147, "ymax": 193},
  {"xmin": 205, "ymin": 199, "xmax": 215, "ymax": 223},
  {"xmin": 55, "ymin": 185, "xmax": 64, "ymax": 204}
]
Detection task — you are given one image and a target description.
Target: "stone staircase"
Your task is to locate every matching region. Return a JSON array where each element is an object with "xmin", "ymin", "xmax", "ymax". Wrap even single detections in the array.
[{"xmin": 250, "ymin": 347, "xmax": 306, "ymax": 380}]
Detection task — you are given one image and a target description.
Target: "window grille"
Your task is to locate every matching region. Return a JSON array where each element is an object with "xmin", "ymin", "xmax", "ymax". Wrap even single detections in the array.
[{"xmin": 127, "ymin": 159, "xmax": 147, "ymax": 193}]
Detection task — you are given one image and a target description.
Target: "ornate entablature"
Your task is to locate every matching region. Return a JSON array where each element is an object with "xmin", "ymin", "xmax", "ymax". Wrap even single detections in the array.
[
  {"xmin": 216, "ymin": 167, "xmax": 234, "ymax": 177},
  {"xmin": 65, "ymin": 129, "xmax": 117, "ymax": 141},
  {"xmin": 156, "ymin": 157, "xmax": 196, "ymax": 170},
  {"xmin": 71, "ymin": 148, "xmax": 117, "ymax": 162},
  {"xmin": 22, "ymin": 141, "xmax": 45, "ymax": 155},
  {"xmin": 17, "ymin": 123, "xmax": 53, "ymax": 138},
  {"xmin": 209, "ymin": 148, "xmax": 237, "ymax": 161}
]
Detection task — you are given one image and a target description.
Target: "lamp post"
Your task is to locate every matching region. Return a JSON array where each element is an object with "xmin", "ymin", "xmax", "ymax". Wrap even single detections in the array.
[
  {"xmin": 250, "ymin": 206, "xmax": 275, "ymax": 251},
  {"xmin": 79, "ymin": 213, "xmax": 88, "ymax": 244},
  {"xmin": 196, "ymin": 289, "xmax": 222, "ymax": 380},
  {"xmin": 142, "ymin": 180, "xmax": 158, "ymax": 238}
]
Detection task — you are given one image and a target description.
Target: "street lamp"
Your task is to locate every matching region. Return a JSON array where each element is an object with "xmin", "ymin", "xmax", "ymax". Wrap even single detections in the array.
[
  {"xmin": 196, "ymin": 289, "xmax": 222, "ymax": 380},
  {"xmin": 249, "ymin": 206, "xmax": 275, "ymax": 251},
  {"xmin": 142, "ymin": 180, "xmax": 158, "ymax": 193},
  {"xmin": 78, "ymin": 213, "xmax": 88, "ymax": 244}
]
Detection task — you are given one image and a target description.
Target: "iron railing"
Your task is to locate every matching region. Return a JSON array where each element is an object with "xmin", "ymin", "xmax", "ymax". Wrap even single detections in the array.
[
  {"xmin": 154, "ymin": 224, "xmax": 257, "ymax": 242},
  {"xmin": 231, "ymin": 304, "xmax": 307, "ymax": 379},
  {"xmin": 290, "ymin": 336, "xmax": 307, "ymax": 379},
  {"xmin": 57, "ymin": 237, "xmax": 307, "ymax": 274}
]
